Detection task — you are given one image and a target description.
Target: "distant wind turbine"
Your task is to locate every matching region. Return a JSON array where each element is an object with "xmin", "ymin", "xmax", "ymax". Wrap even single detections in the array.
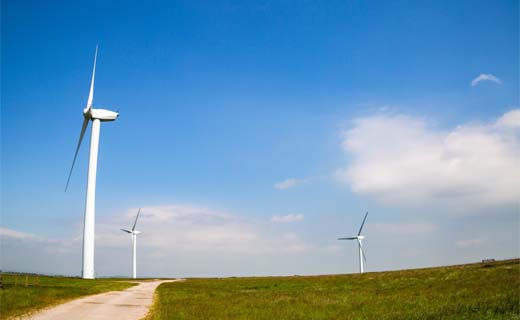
[
  {"xmin": 65, "ymin": 46, "xmax": 119, "ymax": 279},
  {"xmin": 121, "ymin": 208, "xmax": 142, "ymax": 279},
  {"xmin": 338, "ymin": 212, "xmax": 368, "ymax": 273}
]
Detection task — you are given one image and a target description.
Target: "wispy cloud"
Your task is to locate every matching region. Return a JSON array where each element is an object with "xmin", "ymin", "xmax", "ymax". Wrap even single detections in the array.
[
  {"xmin": 471, "ymin": 73, "xmax": 502, "ymax": 86},
  {"xmin": 1, "ymin": 205, "xmax": 322, "ymax": 276},
  {"xmin": 371, "ymin": 222, "xmax": 437, "ymax": 235},
  {"xmin": 271, "ymin": 214, "xmax": 304, "ymax": 223},
  {"xmin": 0, "ymin": 227, "xmax": 36, "ymax": 239},
  {"xmin": 274, "ymin": 178, "xmax": 307, "ymax": 190},
  {"xmin": 280, "ymin": 233, "xmax": 313, "ymax": 253},
  {"xmin": 336, "ymin": 109, "xmax": 520, "ymax": 210},
  {"xmin": 103, "ymin": 204, "xmax": 260, "ymax": 252},
  {"xmin": 456, "ymin": 238, "xmax": 486, "ymax": 248},
  {"xmin": 111, "ymin": 206, "xmax": 309, "ymax": 254},
  {"xmin": 0, "ymin": 226, "xmax": 77, "ymax": 256},
  {"xmin": 323, "ymin": 244, "xmax": 341, "ymax": 252}
]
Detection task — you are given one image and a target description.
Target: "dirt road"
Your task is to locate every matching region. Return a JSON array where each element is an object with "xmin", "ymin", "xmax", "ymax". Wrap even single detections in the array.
[{"xmin": 23, "ymin": 279, "xmax": 181, "ymax": 320}]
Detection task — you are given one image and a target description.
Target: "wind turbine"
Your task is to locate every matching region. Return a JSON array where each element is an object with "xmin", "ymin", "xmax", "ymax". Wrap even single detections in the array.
[
  {"xmin": 121, "ymin": 208, "xmax": 142, "ymax": 279},
  {"xmin": 338, "ymin": 212, "xmax": 368, "ymax": 273},
  {"xmin": 66, "ymin": 46, "xmax": 119, "ymax": 279}
]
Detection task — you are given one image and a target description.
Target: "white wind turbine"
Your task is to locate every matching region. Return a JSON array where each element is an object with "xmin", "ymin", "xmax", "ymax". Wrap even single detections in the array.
[
  {"xmin": 66, "ymin": 46, "xmax": 119, "ymax": 279},
  {"xmin": 121, "ymin": 208, "xmax": 142, "ymax": 279},
  {"xmin": 338, "ymin": 212, "xmax": 368, "ymax": 273}
]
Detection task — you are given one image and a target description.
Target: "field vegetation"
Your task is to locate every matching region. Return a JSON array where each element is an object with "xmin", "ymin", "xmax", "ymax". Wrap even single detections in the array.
[
  {"xmin": 0, "ymin": 274, "xmax": 135, "ymax": 319},
  {"xmin": 147, "ymin": 259, "xmax": 519, "ymax": 320}
]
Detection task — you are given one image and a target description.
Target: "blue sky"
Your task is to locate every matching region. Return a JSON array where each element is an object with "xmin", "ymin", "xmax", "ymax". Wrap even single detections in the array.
[{"xmin": 1, "ymin": 0, "xmax": 519, "ymax": 277}]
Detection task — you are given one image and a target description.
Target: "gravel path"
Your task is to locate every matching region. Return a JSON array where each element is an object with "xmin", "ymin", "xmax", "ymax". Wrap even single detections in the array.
[{"xmin": 23, "ymin": 279, "xmax": 181, "ymax": 320}]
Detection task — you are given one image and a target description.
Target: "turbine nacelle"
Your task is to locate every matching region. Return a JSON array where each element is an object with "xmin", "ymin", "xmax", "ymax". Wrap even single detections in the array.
[
  {"xmin": 84, "ymin": 108, "xmax": 119, "ymax": 121},
  {"xmin": 358, "ymin": 235, "xmax": 365, "ymax": 240},
  {"xmin": 133, "ymin": 230, "xmax": 142, "ymax": 235}
]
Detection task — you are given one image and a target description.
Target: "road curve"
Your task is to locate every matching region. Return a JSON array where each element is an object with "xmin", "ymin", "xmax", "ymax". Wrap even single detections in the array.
[{"xmin": 23, "ymin": 279, "xmax": 181, "ymax": 320}]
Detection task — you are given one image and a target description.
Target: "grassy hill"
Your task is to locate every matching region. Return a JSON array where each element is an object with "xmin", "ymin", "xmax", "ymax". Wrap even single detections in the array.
[
  {"xmin": 0, "ymin": 274, "xmax": 135, "ymax": 319},
  {"xmin": 146, "ymin": 259, "xmax": 519, "ymax": 320}
]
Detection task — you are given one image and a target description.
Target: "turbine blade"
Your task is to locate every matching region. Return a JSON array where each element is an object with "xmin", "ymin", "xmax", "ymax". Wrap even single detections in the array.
[
  {"xmin": 357, "ymin": 211, "xmax": 368, "ymax": 236},
  {"xmin": 358, "ymin": 239, "xmax": 367, "ymax": 261},
  {"xmin": 338, "ymin": 237, "xmax": 357, "ymax": 240},
  {"xmin": 65, "ymin": 117, "xmax": 90, "ymax": 191},
  {"xmin": 86, "ymin": 45, "xmax": 98, "ymax": 112},
  {"xmin": 120, "ymin": 229, "xmax": 132, "ymax": 233},
  {"xmin": 132, "ymin": 208, "xmax": 141, "ymax": 231}
]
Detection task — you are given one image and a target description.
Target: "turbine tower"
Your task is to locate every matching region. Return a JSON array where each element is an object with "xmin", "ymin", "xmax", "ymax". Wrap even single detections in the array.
[
  {"xmin": 66, "ymin": 46, "xmax": 119, "ymax": 279},
  {"xmin": 121, "ymin": 208, "xmax": 142, "ymax": 279},
  {"xmin": 338, "ymin": 212, "xmax": 368, "ymax": 273}
]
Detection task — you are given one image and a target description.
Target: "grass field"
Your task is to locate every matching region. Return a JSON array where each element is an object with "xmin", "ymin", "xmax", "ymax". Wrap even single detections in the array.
[
  {"xmin": 0, "ymin": 274, "xmax": 135, "ymax": 319},
  {"xmin": 147, "ymin": 259, "xmax": 519, "ymax": 320}
]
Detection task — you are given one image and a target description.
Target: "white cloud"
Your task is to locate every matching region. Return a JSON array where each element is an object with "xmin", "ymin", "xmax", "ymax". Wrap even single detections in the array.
[
  {"xmin": 271, "ymin": 213, "xmax": 304, "ymax": 223},
  {"xmin": 496, "ymin": 109, "xmax": 520, "ymax": 128},
  {"xmin": 337, "ymin": 109, "xmax": 520, "ymax": 210},
  {"xmin": 456, "ymin": 238, "xmax": 486, "ymax": 248},
  {"xmin": 471, "ymin": 73, "xmax": 502, "ymax": 86},
  {"xmin": 274, "ymin": 178, "xmax": 307, "ymax": 190}
]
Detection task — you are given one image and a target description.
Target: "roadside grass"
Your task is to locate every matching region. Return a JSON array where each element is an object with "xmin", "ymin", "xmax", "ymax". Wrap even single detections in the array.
[
  {"xmin": 147, "ymin": 259, "xmax": 520, "ymax": 320},
  {"xmin": 0, "ymin": 274, "xmax": 135, "ymax": 319}
]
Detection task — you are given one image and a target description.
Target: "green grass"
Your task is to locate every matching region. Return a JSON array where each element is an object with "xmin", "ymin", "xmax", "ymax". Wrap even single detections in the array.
[
  {"xmin": 0, "ymin": 274, "xmax": 136, "ymax": 319},
  {"xmin": 147, "ymin": 259, "xmax": 520, "ymax": 320}
]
